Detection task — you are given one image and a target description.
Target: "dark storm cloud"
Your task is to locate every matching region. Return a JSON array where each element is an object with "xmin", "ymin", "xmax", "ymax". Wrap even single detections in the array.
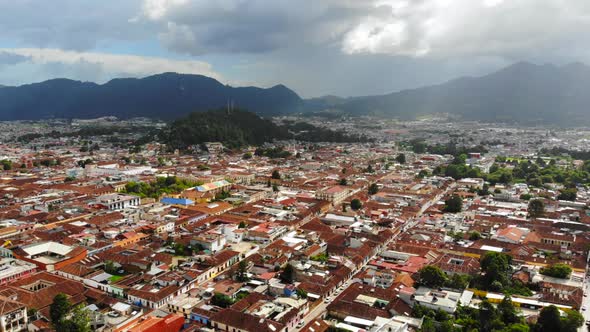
[{"xmin": 0, "ymin": 0, "xmax": 149, "ymax": 51}]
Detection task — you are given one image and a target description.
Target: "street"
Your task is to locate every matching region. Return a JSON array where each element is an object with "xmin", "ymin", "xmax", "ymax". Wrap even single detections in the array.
[{"xmin": 294, "ymin": 182, "xmax": 455, "ymax": 331}]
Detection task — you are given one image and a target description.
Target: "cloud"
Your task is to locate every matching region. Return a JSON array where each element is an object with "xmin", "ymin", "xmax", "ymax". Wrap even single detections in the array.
[
  {"xmin": 341, "ymin": 0, "xmax": 590, "ymax": 58},
  {"xmin": 0, "ymin": 48, "xmax": 222, "ymax": 82},
  {"xmin": 0, "ymin": 51, "xmax": 30, "ymax": 66},
  {"xmin": 139, "ymin": 0, "xmax": 367, "ymax": 55},
  {"xmin": 0, "ymin": 0, "xmax": 148, "ymax": 51},
  {"xmin": 137, "ymin": 0, "xmax": 590, "ymax": 61}
]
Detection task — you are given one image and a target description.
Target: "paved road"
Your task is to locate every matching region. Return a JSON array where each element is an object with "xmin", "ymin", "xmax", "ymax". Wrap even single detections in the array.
[
  {"xmin": 579, "ymin": 268, "xmax": 590, "ymax": 331},
  {"xmin": 294, "ymin": 183, "xmax": 455, "ymax": 331}
]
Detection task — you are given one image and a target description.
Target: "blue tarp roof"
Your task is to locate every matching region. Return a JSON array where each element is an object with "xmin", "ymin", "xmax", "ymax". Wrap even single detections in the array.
[{"xmin": 160, "ymin": 197, "xmax": 194, "ymax": 205}]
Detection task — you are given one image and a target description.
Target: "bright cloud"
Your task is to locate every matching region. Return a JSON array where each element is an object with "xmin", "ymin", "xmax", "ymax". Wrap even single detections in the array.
[{"xmin": 0, "ymin": 48, "xmax": 222, "ymax": 81}]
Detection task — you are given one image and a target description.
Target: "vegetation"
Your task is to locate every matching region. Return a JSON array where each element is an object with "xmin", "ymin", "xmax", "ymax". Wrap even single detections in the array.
[
  {"xmin": 310, "ymin": 252, "xmax": 329, "ymax": 262},
  {"xmin": 527, "ymin": 199, "xmax": 545, "ymax": 218},
  {"xmin": 368, "ymin": 183, "xmax": 379, "ymax": 195},
  {"xmin": 283, "ymin": 121, "xmax": 373, "ymax": 143},
  {"xmin": 416, "ymin": 265, "xmax": 471, "ymax": 290},
  {"xmin": 236, "ymin": 260, "xmax": 249, "ymax": 282},
  {"xmin": 256, "ymin": 147, "xmax": 292, "ymax": 159},
  {"xmin": 417, "ymin": 265, "xmax": 447, "ymax": 288},
  {"xmin": 469, "ymin": 231, "xmax": 482, "ymax": 240},
  {"xmin": 211, "ymin": 293, "xmax": 235, "ymax": 308},
  {"xmin": 280, "ymin": 264, "xmax": 295, "ymax": 284},
  {"xmin": 1, "ymin": 160, "xmax": 12, "ymax": 170},
  {"xmin": 271, "ymin": 170, "xmax": 281, "ymax": 179},
  {"xmin": 350, "ymin": 198, "xmax": 362, "ymax": 210},
  {"xmin": 396, "ymin": 153, "xmax": 406, "ymax": 164},
  {"xmin": 557, "ymin": 188, "xmax": 577, "ymax": 201},
  {"xmin": 415, "ymin": 296, "xmax": 582, "ymax": 331},
  {"xmin": 471, "ymin": 252, "xmax": 532, "ymax": 296},
  {"xmin": 540, "ymin": 263, "xmax": 572, "ymax": 279},
  {"xmin": 409, "ymin": 140, "xmax": 488, "ymax": 157},
  {"xmin": 162, "ymin": 109, "xmax": 372, "ymax": 151},
  {"xmin": 534, "ymin": 305, "xmax": 583, "ymax": 332},
  {"xmin": 121, "ymin": 176, "xmax": 202, "ymax": 199},
  {"xmin": 443, "ymin": 195, "xmax": 462, "ymax": 213},
  {"xmin": 50, "ymin": 293, "xmax": 91, "ymax": 332},
  {"xmin": 414, "ymin": 298, "xmax": 529, "ymax": 332}
]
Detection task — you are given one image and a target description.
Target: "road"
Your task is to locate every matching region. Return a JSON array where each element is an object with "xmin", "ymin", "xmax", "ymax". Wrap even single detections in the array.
[
  {"xmin": 294, "ymin": 183, "xmax": 456, "ymax": 331},
  {"xmin": 579, "ymin": 261, "xmax": 590, "ymax": 331}
]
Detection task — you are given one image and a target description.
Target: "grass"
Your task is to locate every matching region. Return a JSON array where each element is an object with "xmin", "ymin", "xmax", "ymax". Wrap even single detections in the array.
[{"xmin": 109, "ymin": 275, "xmax": 124, "ymax": 283}]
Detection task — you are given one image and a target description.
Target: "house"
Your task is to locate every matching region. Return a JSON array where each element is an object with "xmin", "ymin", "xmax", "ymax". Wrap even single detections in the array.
[
  {"xmin": 210, "ymin": 309, "xmax": 285, "ymax": 332},
  {"xmin": 95, "ymin": 194, "xmax": 140, "ymax": 210},
  {"xmin": 12, "ymin": 241, "xmax": 87, "ymax": 271},
  {"xmin": 191, "ymin": 233, "xmax": 227, "ymax": 253},
  {"xmin": 0, "ymin": 258, "xmax": 37, "ymax": 286},
  {"xmin": 399, "ymin": 287, "xmax": 473, "ymax": 313},
  {"xmin": 0, "ymin": 295, "xmax": 27, "ymax": 332},
  {"xmin": 316, "ymin": 186, "xmax": 350, "ymax": 205}
]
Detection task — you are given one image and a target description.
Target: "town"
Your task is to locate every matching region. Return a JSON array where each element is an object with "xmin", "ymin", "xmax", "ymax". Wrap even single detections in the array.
[{"xmin": 0, "ymin": 117, "xmax": 589, "ymax": 332}]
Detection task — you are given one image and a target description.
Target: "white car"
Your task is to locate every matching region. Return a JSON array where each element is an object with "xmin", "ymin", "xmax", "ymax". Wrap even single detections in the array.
[
  {"xmin": 324, "ymin": 297, "xmax": 331, "ymax": 303},
  {"xmin": 582, "ymin": 306, "xmax": 587, "ymax": 311},
  {"xmin": 297, "ymin": 321, "xmax": 305, "ymax": 328}
]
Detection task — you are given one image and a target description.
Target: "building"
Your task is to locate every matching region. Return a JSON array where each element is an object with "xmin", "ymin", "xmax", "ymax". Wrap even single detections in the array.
[
  {"xmin": 96, "ymin": 194, "xmax": 140, "ymax": 210},
  {"xmin": 316, "ymin": 186, "xmax": 350, "ymax": 205},
  {"xmin": 0, "ymin": 258, "xmax": 37, "ymax": 286},
  {"xmin": 0, "ymin": 295, "xmax": 27, "ymax": 332},
  {"xmin": 12, "ymin": 242, "xmax": 87, "ymax": 271},
  {"xmin": 399, "ymin": 287, "xmax": 473, "ymax": 313}
]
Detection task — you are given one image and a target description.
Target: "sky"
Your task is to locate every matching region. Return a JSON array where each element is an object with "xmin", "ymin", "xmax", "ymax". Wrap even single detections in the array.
[{"xmin": 1, "ymin": 0, "xmax": 590, "ymax": 97}]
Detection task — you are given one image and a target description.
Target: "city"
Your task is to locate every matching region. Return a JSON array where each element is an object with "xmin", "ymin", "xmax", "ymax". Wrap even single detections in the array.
[{"xmin": 0, "ymin": 117, "xmax": 588, "ymax": 331}]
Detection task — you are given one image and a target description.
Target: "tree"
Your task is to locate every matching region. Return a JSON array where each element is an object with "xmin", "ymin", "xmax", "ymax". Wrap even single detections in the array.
[
  {"xmin": 366, "ymin": 164, "xmax": 374, "ymax": 173},
  {"xmin": 50, "ymin": 294, "xmax": 71, "ymax": 330},
  {"xmin": 272, "ymin": 184, "xmax": 279, "ymax": 192},
  {"xmin": 271, "ymin": 170, "xmax": 281, "ymax": 179},
  {"xmin": 469, "ymin": 231, "xmax": 482, "ymax": 241},
  {"xmin": 236, "ymin": 260, "xmax": 249, "ymax": 282},
  {"xmin": 396, "ymin": 153, "xmax": 406, "ymax": 164},
  {"xmin": 527, "ymin": 199, "xmax": 545, "ymax": 218},
  {"xmin": 480, "ymin": 252, "xmax": 513, "ymax": 289},
  {"xmin": 104, "ymin": 260, "xmax": 118, "ymax": 274},
  {"xmin": 561, "ymin": 309, "xmax": 584, "ymax": 332},
  {"xmin": 368, "ymin": 183, "xmax": 379, "ymax": 195},
  {"xmin": 339, "ymin": 178, "xmax": 348, "ymax": 186},
  {"xmin": 68, "ymin": 304, "xmax": 91, "ymax": 332},
  {"xmin": 558, "ymin": 188, "xmax": 577, "ymax": 201},
  {"xmin": 350, "ymin": 199, "xmax": 362, "ymax": 211},
  {"xmin": 446, "ymin": 273, "xmax": 471, "ymax": 290},
  {"xmin": 280, "ymin": 264, "xmax": 295, "ymax": 284},
  {"xmin": 540, "ymin": 263, "xmax": 572, "ymax": 279},
  {"xmin": 1, "ymin": 160, "xmax": 12, "ymax": 170},
  {"xmin": 238, "ymin": 221, "xmax": 247, "ymax": 229},
  {"xmin": 296, "ymin": 288, "xmax": 308, "ymax": 299},
  {"xmin": 243, "ymin": 152, "xmax": 253, "ymax": 159},
  {"xmin": 535, "ymin": 305, "xmax": 561, "ymax": 332},
  {"xmin": 443, "ymin": 195, "xmax": 462, "ymax": 213},
  {"xmin": 498, "ymin": 296, "xmax": 520, "ymax": 325},
  {"xmin": 417, "ymin": 265, "xmax": 448, "ymax": 288},
  {"xmin": 211, "ymin": 293, "xmax": 234, "ymax": 308}
]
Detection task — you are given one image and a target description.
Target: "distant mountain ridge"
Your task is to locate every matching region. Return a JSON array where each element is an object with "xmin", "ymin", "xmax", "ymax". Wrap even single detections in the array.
[
  {"xmin": 0, "ymin": 73, "xmax": 302, "ymax": 120},
  {"xmin": 2, "ymin": 62, "xmax": 590, "ymax": 125},
  {"xmin": 306, "ymin": 62, "xmax": 590, "ymax": 125}
]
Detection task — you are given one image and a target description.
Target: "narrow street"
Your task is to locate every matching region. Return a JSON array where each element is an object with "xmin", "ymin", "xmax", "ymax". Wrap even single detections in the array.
[{"xmin": 294, "ymin": 183, "xmax": 455, "ymax": 331}]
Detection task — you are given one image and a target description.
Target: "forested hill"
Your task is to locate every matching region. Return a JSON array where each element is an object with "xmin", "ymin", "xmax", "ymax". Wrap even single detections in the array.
[
  {"xmin": 160, "ymin": 109, "xmax": 372, "ymax": 150},
  {"xmin": 0, "ymin": 73, "xmax": 303, "ymax": 120}
]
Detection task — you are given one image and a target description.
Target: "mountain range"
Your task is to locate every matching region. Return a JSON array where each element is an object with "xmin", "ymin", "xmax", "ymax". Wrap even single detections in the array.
[
  {"xmin": 0, "ymin": 73, "xmax": 302, "ymax": 120},
  {"xmin": 1, "ymin": 62, "xmax": 590, "ymax": 125}
]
